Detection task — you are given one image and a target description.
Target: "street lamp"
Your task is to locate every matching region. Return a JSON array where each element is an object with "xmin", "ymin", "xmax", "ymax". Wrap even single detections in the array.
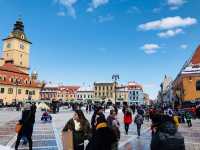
[
  {"xmin": 14, "ymin": 78, "xmax": 20, "ymax": 106},
  {"xmin": 112, "ymin": 74, "xmax": 120, "ymax": 104}
]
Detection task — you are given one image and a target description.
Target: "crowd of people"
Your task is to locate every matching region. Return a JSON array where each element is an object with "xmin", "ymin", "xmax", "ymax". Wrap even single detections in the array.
[{"xmin": 14, "ymin": 101, "xmax": 200, "ymax": 150}]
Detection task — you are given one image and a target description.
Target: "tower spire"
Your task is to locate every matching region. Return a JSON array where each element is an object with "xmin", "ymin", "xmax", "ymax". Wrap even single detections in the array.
[{"xmin": 13, "ymin": 15, "xmax": 24, "ymax": 32}]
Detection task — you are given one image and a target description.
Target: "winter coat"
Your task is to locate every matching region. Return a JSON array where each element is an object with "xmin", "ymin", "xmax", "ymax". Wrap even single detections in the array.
[
  {"xmin": 107, "ymin": 115, "xmax": 120, "ymax": 140},
  {"xmin": 63, "ymin": 118, "xmax": 91, "ymax": 150},
  {"xmin": 173, "ymin": 116, "xmax": 180, "ymax": 128},
  {"xmin": 124, "ymin": 112, "xmax": 132, "ymax": 124},
  {"xmin": 151, "ymin": 121, "xmax": 185, "ymax": 150},
  {"xmin": 134, "ymin": 114, "xmax": 144, "ymax": 125},
  {"xmin": 19, "ymin": 109, "xmax": 35, "ymax": 137},
  {"xmin": 86, "ymin": 122, "xmax": 117, "ymax": 150},
  {"xmin": 91, "ymin": 112, "xmax": 105, "ymax": 133}
]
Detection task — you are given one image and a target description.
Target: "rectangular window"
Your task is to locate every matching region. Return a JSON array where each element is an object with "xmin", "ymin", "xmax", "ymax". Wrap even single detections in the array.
[
  {"xmin": 0, "ymin": 88, "xmax": 4, "ymax": 93},
  {"xmin": 18, "ymin": 89, "xmax": 21, "ymax": 94},
  {"xmin": 8, "ymin": 88, "xmax": 13, "ymax": 94},
  {"xmin": 26, "ymin": 90, "xmax": 29, "ymax": 95},
  {"xmin": 32, "ymin": 90, "xmax": 35, "ymax": 95}
]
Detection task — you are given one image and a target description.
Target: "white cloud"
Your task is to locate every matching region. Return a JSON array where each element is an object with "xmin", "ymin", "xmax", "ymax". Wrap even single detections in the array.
[
  {"xmin": 167, "ymin": 0, "xmax": 186, "ymax": 10},
  {"xmin": 127, "ymin": 6, "xmax": 141, "ymax": 14},
  {"xmin": 141, "ymin": 44, "xmax": 160, "ymax": 54},
  {"xmin": 153, "ymin": 8, "xmax": 161, "ymax": 13},
  {"xmin": 98, "ymin": 14, "xmax": 114, "ymax": 23},
  {"xmin": 57, "ymin": 11, "xmax": 66, "ymax": 16},
  {"xmin": 87, "ymin": 0, "xmax": 109, "ymax": 12},
  {"xmin": 56, "ymin": 0, "xmax": 77, "ymax": 18},
  {"xmin": 157, "ymin": 28, "xmax": 183, "ymax": 38},
  {"xmin": 138, "ymin": 16, "xmax": 197, "ymax": 31},
  {"xmin": 180, "ymin": 44, "xmax": 188, "ymax": 49}
]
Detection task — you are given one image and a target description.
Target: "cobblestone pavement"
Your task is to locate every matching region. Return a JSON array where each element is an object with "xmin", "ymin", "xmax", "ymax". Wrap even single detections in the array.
[
  {"xmin": 0, "ymin": 111, "xmax": 59, "ymax": 150},
  {"xmin": 179, "ymin": 119, "xmax": 200, "ymax": 150},
  {"xmin": 52, "ymin": 108, "xmax": 151, "ymax": 150},
  {"xmin": 120, "ymin": 119, "xmax": 200, "ymax": 150},
  {"xmin": 0, "ymin": 109, "xmax": 200, "ymax": 150}
]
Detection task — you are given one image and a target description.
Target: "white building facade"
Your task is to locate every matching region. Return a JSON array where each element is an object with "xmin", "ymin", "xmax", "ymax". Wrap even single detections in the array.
[
  {"xmin": 76, "ymin": 86, "xmax": 94, "ymax": 102},
  {"xmin": 127, "ymin": 82, "xmax": 144, "ymax": 105}
]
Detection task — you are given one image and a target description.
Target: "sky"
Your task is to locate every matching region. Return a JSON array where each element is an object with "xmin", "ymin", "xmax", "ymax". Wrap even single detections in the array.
[{"xmin": 0, "ymin": 0, "xmax": 200, "ymax": 99}]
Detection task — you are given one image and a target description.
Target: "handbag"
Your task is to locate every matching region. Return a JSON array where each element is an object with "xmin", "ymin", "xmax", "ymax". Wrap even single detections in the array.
[
  {"xmin": 15, "ymin": 110, "xmax": 32, "ymax": 133},
  {"xmin": 15, "ymin": 122, "xmax": 22, "ymax": 133},
  {"xmin": 62, "ymin": 130, "xmax": 74, "ymax": 150}
]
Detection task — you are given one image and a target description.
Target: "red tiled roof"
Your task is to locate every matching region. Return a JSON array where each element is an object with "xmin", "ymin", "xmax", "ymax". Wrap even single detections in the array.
[
  {"xmin": 0, "ymin": 64, "xmax": 41, "ymax": 88},
  {"xmin": 191, "ymin": 45, "xmax": 200, "ymax": 65},
  {"xmin": 0, "ymin": 63, "xmax": 28, "ymax": 75}
]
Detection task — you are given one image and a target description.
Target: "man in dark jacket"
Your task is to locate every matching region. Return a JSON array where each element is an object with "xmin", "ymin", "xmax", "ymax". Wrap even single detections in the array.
[
  {"xmin": 91, "ymin": 106, "xmax": 105, "ymax": 134},
  {"xmin": 15, "ymin": 103, "xmax": 35, "ymax": 150},
  {"xmin": 87, "ymin": 114, "xmax": 117, "ymax": 150},
  {"xmin": 151, "ymin": 115, "xmax": 185, "ymax": 150}
]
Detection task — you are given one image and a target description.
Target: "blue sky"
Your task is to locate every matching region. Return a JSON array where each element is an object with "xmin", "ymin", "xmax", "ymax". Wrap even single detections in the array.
[{"xmin": 0, "ymin": 0, "xmax": 200, "ymax": 99}]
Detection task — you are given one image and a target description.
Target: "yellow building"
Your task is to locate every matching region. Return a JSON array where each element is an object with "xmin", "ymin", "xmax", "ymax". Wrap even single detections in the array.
[
  {"xmin": 94, "ymin": 82, "xmax": 128, "ymax": 103},
  {"xmin": 173, "ymin": 45, "xmax": 200, "ymax": 102},
  {"xmin": 94, "ymin": 82, "xmax": 116, "ymax": 102},
  {"xmin": 0, "ymin": 19, "xmax": 42, "ymax": 104}
]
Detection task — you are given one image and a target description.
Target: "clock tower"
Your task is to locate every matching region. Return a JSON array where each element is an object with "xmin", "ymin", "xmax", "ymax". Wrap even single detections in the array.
[{"xmin": 2, "ymin": 18, "xmax": 31, "ymax": 73}]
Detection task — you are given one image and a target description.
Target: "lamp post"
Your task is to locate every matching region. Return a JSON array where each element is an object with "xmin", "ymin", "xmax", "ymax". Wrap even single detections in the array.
[
  {"xmin": 112, "ymin": 74, "xmax": 120, "ymax": 104},
  {"xmin": 14, "ymin": 79, "xmax": 20, "ymax": 108}
]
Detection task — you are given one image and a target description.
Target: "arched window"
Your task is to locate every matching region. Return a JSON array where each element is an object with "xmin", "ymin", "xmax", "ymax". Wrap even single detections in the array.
[{"xmin": 196, "ymin": 80, "xmax": 200, "ymax": 91}]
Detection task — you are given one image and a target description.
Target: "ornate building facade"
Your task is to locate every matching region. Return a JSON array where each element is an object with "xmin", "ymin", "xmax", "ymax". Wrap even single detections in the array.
[
  {"xmin": 173, "ymin": 45, "xmax": 200, "ymax": 102},
  {"xmin": 0, "ymin": 19, "xmax": 42, "ymax": 104}
]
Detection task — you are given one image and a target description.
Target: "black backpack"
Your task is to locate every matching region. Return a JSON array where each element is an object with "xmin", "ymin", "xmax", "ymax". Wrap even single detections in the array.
[{"xmin": 158, "ymin": 132, "xmax": 185, "ymax": 150}]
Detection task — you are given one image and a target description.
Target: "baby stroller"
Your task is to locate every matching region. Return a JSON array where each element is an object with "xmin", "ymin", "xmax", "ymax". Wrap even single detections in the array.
[{"xmin": 41, "ymin": 111, "xmax": 52, "ymax": 122}]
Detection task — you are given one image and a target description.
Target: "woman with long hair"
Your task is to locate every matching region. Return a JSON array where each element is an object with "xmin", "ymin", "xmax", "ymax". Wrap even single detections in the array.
[
  {"xmin": 124, "ymin": 108, "xmax": 132, "ymax": 135},
  {"xmin": 63, "ymin": 109, "xmax": 91, "ymax": 150}
]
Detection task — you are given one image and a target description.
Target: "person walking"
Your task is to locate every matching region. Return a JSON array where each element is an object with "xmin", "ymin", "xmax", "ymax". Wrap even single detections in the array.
[
  {"xmin": 185, "ymin": 111, "xmax": 192, "ymax": 127},
  {"xmin": 91, "ymin": 106, "xmax": 105, "ymax": 134},
  {"xmin": 134, "ymin": 112, "xmax": 144, "ymax": 137},
  {"xmin": 123, "ymin": 108, "xmax": 132, "ymax": 135},
  {"xmin": 15, "ymin": 103, "xmax": 35, "ymax": 150},
  {"xmin": 86, "ymin": 114, "xmax": 117, "ymax": 150},
  {"xmin": 107, "ymin": 110, "xmax": 120, "ymax": 150},
  {"xmin": 151, "ymin": 114, "xmax": 185, "ymax": 150},
  {"xmin": 62, "ymin": 109, "xmax": 91, "ymax": 150}
]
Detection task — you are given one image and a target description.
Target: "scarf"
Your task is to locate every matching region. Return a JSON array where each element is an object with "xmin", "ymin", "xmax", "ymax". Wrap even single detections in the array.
[
  {"xmin": 74, "ymin": 119, "xmax": 81, "ymax": 131},
  {"xmin": 96, "ymin": 122, "xmax": 108, "ymax": 129}
]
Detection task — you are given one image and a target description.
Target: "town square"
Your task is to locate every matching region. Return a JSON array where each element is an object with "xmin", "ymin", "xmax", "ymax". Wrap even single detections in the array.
[{"xmin": 0, "ymin": 0, "xmax": 200, "ymax": 150}]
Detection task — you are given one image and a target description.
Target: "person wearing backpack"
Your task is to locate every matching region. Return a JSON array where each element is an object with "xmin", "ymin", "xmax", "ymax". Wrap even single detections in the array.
[
  {"xmin": 134, "ymin": 112, "xmax": 144, "ymax": 137},
  {"xmin": 151, "ymin": 114, "xmax": 185, "ymax": 150},
  {"xmin": 185, "ymin": 111, "xmax": 192, "ymax": 127}
]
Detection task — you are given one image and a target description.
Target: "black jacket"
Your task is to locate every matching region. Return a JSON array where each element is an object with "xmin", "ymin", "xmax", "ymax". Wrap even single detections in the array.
[
  {"xmin": 19, "ymin": 109, "xmax": 35, "ymax": 137},
  {"xmin": 151, "ymin": 121, "xmax": 185, "ymax": 150},
  {"xmin": 86, "ymin": 126, "xmax": 117, "ymax": 150},
  {"xmin": 63, "ymin": 118, "xmax": 91, "ymax": 150}
]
